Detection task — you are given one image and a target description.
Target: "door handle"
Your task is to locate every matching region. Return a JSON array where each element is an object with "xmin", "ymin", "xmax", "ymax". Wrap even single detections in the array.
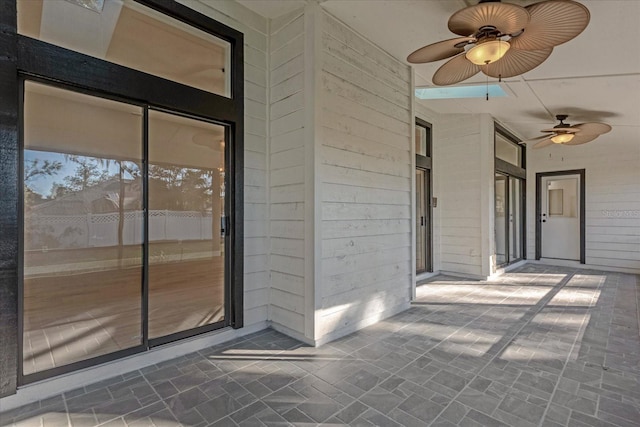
[{"xmin": 421, "ymin": 216, "xmax": 424, "ymax": 226}]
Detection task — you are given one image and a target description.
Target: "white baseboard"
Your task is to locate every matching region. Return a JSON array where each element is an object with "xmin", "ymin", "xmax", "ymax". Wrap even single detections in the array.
[
  {"xmin": 313, "ymin": 300, "xmax": 411, "ymax": 347},
  {"xmin": 416, "ymin": 270, "xmax": 441, "ymax": 283},
  {"xmin": 0, "ymin": 321, "xmax": 268, "ymax": 412},
  {"xmin": 268, "ymin": 322, "xmax": 315, "ymax": 347},
  {"xmin": 531, "ymin": 259, "xmax": 640, "ymax": 275}
]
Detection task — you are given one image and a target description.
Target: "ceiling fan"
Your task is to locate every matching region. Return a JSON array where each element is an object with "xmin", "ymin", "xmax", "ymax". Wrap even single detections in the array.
[
  {"xmin": 407, "ymin": 0, "xmax": 590, "ymax": 85},
  {"xmin": 524, "ymin": 115, "xmax": 612, "ymax": 148}
]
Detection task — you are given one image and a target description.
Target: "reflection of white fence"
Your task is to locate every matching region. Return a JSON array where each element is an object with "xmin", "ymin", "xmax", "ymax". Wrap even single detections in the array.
[{"xmin": 25, "ymin": 210, "xmax": 214, "ymax": 249}]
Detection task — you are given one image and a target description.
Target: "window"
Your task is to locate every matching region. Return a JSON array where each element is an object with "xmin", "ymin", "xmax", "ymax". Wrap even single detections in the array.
[
  {"xmin": 14, "ymin": 0, "xmax": 244, "ymax": 383},
  {"xmin": 495, "ymin": 130, "xmax": 523, "ymax": 167},
  {"xmin": 415, "ymin": 121, "xmax": 431, "ymax": 157},
  {"xmin": 17, "ymin": 0, "xmax": 231, "ymax": 96}
]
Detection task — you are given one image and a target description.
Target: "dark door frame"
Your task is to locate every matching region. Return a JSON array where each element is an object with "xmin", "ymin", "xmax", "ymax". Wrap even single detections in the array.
[
  {"xmin": 494, "ymin": 124, "xmax": 526, "ymax": 267},
  {"xmin": 535, "ymin": 169, "xmax": 586, "ymax": 263},
  {"xmin": 415, "ymin": 118, "xmax": 432, "ymax": 273},
  {"xmin": 416, "ymin": 167, "xmax": 432, "ymax": 273}
]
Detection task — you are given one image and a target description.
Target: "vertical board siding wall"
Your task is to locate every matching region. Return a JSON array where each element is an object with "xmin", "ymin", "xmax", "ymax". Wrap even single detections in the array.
[
  {"xmin": 527, "ymin": 138, "xmax": 640, "ymax": 272},
  {"xmin": 268, "ymin": 9, "xmax": 308, "ymax": 337},
  {"xmin": 317, "ymin": 12, "xmax": 412, "ymax": 341},
  {"xmin": 182, "ymin": 0, "xmax": 270, "ymax": 328},
  {"xmin": 436, "ymin": 115, "xmax": 485, "ymax": 277}
]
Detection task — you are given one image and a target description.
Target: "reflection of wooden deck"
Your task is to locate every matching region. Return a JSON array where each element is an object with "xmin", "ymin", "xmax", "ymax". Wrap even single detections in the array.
[{"xmin": 23, "ymin": 258, "xmax": 224, "ymax": 376}]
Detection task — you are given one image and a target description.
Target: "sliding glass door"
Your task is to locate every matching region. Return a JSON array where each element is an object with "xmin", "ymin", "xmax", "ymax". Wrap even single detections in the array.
[
  {"xmin": 494, "ymin": 125, "xmax": 525, "ymax": 268},
  {"xmin": 415, "ymin": 119, "xmax": 432, "ymax": 274},
  {"xmin": 148, "ymin": 110, "xmax": 227, "ymax": 339},
  {"xmin": 22, "ymin": 82, "xmax": 233, "ymax": 379},
  {"xmin": 23, "ymin": 82, "xmax": 144, "ymax": 375},
  {"xmin": 416, "ymin": 168, "xmax": 431, "ymax": 273}
]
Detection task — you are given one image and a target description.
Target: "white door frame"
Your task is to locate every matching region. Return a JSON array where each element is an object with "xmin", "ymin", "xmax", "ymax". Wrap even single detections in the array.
[{"xmin": 536, "ymin": 169, "xmax": 585, "ymax": 263}]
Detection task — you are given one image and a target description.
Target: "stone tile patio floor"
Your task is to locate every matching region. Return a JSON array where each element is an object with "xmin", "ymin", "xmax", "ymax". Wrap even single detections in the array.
[{"xmin": 2, "ymin": 264, "xmax": 639, "ymax": 426}]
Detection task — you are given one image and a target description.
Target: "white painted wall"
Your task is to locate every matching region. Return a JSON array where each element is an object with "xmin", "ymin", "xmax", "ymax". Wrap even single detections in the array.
[
  {"xmin": 316, "ymin": 11, "xmax": 413, "ymax": 343},
  {"xmin": 268, "ymin": 8, "xmax": 310, "ymax": 341},
  {"xmin": 432, "ymin": 113, "xmax": 494, "ymax": 278},
  {"xmin": 527, "ymin": 135, "xmax": 640, "ymax": 272},
  {"xmin": 181, "ymin": 0, "xmax": 270, "ymax": 329}
]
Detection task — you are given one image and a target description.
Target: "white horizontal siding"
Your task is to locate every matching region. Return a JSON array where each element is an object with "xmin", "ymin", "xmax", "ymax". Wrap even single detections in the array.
[
  {"xmin": 527, "ymin": 136, "xmax": 640, "ymax": 272},
  {"xmin": 269, "ymin": 8, "xmax": 307, "ymax": 336},
  {"xmin": 317, "ymin": 11, "xmax": 412, "ymax": 343},
  {"xmin": 435, "ymin": 114, "xmax": 484, "ymax": 277}
]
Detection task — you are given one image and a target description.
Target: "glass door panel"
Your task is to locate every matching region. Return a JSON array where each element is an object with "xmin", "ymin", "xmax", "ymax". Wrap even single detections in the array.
[
  {"xmin": 495, "ymin": 173, "xmax": 507, "ymax": 266},
  {"xmin": 416, "ymin": 169, "xmax": 425, "ymax": 272},
  {"xmin": 509, "ymin": 177, "xmax": 522, "ymax": 260},
  {"xmin": 416, "ymin": 168, "xmax": 430, "ymax": 273},
  {"xmin": 148, "ymin": 110, "xmax": 226, "ymax": 339},
  {"xmin": 23, "ymin": 81, "xmax": 143, "ymax": 375}
]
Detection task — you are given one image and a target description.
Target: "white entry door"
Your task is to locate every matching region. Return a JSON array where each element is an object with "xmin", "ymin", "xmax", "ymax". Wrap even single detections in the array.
[{"xmin": 541, "ymin": 175, "xmax": 581, "ymax": 260}]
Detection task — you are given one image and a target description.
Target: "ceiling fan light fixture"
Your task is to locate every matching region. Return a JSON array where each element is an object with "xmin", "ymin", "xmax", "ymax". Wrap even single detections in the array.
[
  {"xmin": 465, "ymin": 39, "xmax": 510, "ymax": 65},
  {"xmin": 551, "ymin": 132, "xmax": 574, "ymax": 144}
]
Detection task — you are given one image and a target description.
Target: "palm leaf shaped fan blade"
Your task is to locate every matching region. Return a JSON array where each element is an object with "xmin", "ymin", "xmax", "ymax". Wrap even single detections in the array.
[
  {"xmin": 523, "ymin": 134, "xmax": 554, "ymax": 149},
  {"xmin": 563, "ymin": 123, "xmax": 612, "ymax": 145},
  {"xmin": 432, "ymin": 54, "xmax": 482, "ymax": 86},
  {"xmin": 448, "ymin": 2, "xmax": 529, "ymax": 36},
  {"xmin": 407, "ymin": 0, "xmax": 591, "ymax": 85},
  {"xmin": 407, "ymin": 37, "xmax": 475, "ymax": 63},
  {"xmin": 509, "ymin": 0, "xmax": 590, "ymax": 50},
  {"xmin": 529, "ymin": 116, "xmax": 611, "ymax": 148}
]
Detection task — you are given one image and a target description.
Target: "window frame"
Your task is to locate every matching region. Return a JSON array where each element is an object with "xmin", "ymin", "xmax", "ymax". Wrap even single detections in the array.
[
  {"xmin": 10, "ymin": 0, "xmax": 244, "ymax": 385},
  {"xmin": 493, "ymin": 123, "xmax": 525, "ymax": 267},
  {"xmin": 415, "ymin": 118, "xmax": 433, "ymax": 273}
]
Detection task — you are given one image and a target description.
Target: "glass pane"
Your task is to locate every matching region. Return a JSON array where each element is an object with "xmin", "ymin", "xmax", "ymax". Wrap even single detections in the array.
[
  {"xmin": 415, "ymin": 124, "xmax": 428, "ymax": 156},
  {"xmin": 509, "ymin": 177, "xmax": 522, "ymax": 260},
  {"xmin": 148, "ymin": 110, "xmax": 226, "ymax": 339},
  {"xmin": 18, "ymin": 0, "xmax": 230, "ymax": 97},
  {"xmin": 495, "ymin": 133, "xmax": 521, "ymax": 166},
  {"xmin": 416, "ymin": 169, "xmax": 426, "ymax": 272},
  {"xmin": 23, "ymin": 81, "xmax": 143, "ymax": 375},
  {"xmin": 494, "ymin": 173, "xmax": 507, "ymax": 266}
]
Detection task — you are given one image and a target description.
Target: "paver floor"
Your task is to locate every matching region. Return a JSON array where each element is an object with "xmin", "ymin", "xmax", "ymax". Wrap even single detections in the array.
[{"xmin": 2, "ymin": 264, "xmax": 639, "ymax": 426}]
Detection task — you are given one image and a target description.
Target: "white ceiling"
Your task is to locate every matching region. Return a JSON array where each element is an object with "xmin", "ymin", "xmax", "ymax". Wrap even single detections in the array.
[{"xmin": 238, "ymin": 0, "xmax": 640, "ymax": 144}]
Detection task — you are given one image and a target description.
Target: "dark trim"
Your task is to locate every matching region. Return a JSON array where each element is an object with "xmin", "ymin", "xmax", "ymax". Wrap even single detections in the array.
[
  {"xmin": 414, "ymin": 117, "xmax": 433, "ymax": 274},
  {"xmin": 149, "ymin": 319, "xmax": 227, "ymax": 348},
  {"xmin": 495, "ymin": 158, "xmax": 526, "ymax": 180},
  {"xmin": 16, "ymin": 78, "xmax": 25, "ymax": 389},
  {"xmin": 135, "ymin": 0, "xmax": 243, "ymax": 45},
  {"xmin": 494, "ymin": 122, "xmax": 526, "ymax": 266},
  {"xmin": 495, "ymin": 122, "xmax": 525, "ymax": 169},
  {"xmin": 10, "ymin": 0, "xmax": 245, "ymax": 388},
  {"xmin": 0, "ymin": 2, "xmax": 19, "ymax": 397},
  {"xmin": 22, "ymin": 345, "xmax": 147, "ymax": 385},
  {"xmin": 415, "ymin": 167, "xmax": 433, "ymax": 274},
  {"xmin": 495, "ymin": 172, "xmax": 509, "ymax": 268},
  {"xmin": 416, "ymin": 156, "xmax": 432, "ymax": 170},
  {"xmin": 415, "ymin": 118, "xmax": 432, "ymax": 159},
  {"xmin": 231, "ymin": 123, "xmax": 244, "ymax": 328},
  {"xmin": 535, "ymin": 169, "xmax": 586, "ymax": 263},
  {"xmin": 142, "ymin": 107, "xmax": 150, "ymax": 350},
  {"xmin": 17, "ymin": 37, "xmax": 238, "ymax": 123}
]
